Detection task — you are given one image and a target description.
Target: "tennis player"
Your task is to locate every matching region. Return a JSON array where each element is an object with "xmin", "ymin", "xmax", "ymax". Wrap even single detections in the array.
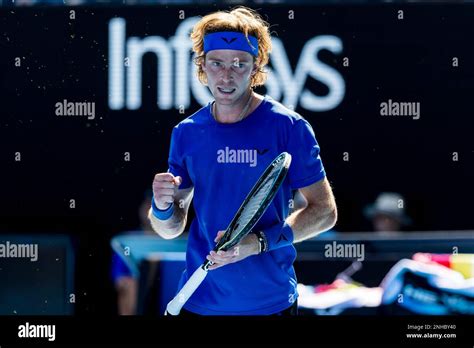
[{"xmin": 148, "ymin": 6, "xmax": 337, "ymax": 315}]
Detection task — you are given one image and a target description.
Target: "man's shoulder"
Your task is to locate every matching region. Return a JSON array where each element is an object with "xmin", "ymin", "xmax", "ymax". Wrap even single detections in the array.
[
  {"xmin": 264, "ymin": 96, "xmax": 307, "ymax": 126},
  {"xmin": 173, "ymin": 103, "xmax": 210, "ymax": 133}
]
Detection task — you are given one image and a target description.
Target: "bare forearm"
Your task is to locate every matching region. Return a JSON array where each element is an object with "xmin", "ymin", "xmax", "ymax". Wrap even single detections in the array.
[
  {"xmin": 287, "ymin": 204, "xmax": 337, "ymax": 243},
  {"xmin": 115, "ymin": 277, "xmax": 138, "ymax": 315},
  {"xmin": 148, "ymin": 203, "xmax": 187, "ymax": 239}
]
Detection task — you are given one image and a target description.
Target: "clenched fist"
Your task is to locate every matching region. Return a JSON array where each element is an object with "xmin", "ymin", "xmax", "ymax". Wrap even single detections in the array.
[{"xmin": 152, "ymin": 173, "xmax": 182, "ymax": 210}]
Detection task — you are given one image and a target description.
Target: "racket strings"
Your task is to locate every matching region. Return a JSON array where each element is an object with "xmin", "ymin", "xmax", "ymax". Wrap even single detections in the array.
[{"xmin": 229, "ymin": 169, "xmax": 280, "ymax": 240}]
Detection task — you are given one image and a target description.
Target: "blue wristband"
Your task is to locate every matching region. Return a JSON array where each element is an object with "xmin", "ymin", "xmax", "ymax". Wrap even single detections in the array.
[
  {"xmin": 263, "ymin": 221, "xmax": 294, "ymax": 251},
  {"xmin": 151, "ymin": 196, "xmax": 174, "ymax": 220}
]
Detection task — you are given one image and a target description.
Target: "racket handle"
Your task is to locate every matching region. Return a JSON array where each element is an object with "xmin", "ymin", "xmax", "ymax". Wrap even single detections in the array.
[{"xmin": 166, "ymin": 265, "xmax": 208, "ymax": 315}]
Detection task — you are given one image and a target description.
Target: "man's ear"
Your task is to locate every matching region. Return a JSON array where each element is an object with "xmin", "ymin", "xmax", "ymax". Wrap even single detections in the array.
[
  {"xmin": 250, "ymin": 67, "xmax": 255, "ymax": 76},
  {"xmin": 251, "ymin": 63, "xmax": 258, "ymax": 75}
]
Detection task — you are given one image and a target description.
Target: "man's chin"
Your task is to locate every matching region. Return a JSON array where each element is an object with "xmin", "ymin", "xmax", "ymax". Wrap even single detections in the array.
[
  {"xmin": 214, "ymin": 91, "xmax": 246, "ymax": 104},
  {"xmin": 214, "ymin": 94, "xmax": 237, "ymax": 104}
]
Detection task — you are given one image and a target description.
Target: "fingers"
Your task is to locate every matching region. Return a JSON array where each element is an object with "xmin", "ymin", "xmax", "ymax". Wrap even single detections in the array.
[
  {"xmin": 153, "ymin": 173, "xmax": 182, "ymax": 188},
  {"xmin": 207, "ymin": 249, "xmax": 237, "ymax": 265},
  {"xmin": 152, "ymin": 186, "xmax": 174, "ymax": 208},
  {"xmin": 152, "ymin": 173, "xmax": 182, "ymax": 210},
  {"xmin": 207, "ymin": 247, "xmax": 240, "ymax": 270},
  {"xmin": 214, "ymin": 230, "xmax": 226, "ymax": 243},
  {"xmin": 154, "ymin": 188, "xmax": 174, "ymax": 196},
  {"xmin": 154, "ymin": 172, "xmax": 176, "ymax": 183},
  {"xmin": 153, "ymin": 180, "xmax": 175, "ymax": 189},
  {"xmin": 211, "ymin": 250, "xmax": 233, "ymax": 263},
  {"xmin": 154, "ymin": 195, "xmax": 173, "ymax": 209},
  {"xmin": 207, "ymin": 231, "xmax": 246, "ymax": 270}
]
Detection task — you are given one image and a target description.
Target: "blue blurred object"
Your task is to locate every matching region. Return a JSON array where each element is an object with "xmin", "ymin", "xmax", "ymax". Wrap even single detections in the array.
[
  {"xmin": 111, "ymin": 249, "xmax": 133, "ymax": 283},
  {"xmin": 0, "ymin": 234, "xmax": 75, "ymax": 315},
  {"xmin": 111, "ymin": 234, "xmax": 186, "ymax": 314},
  {"xmin": 381, "ymin": 258, "xmax": 474, "ymax": 315}
]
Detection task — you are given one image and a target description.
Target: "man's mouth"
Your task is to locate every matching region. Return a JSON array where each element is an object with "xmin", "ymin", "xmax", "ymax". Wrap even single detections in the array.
[{"xmin": 217, "ymin": 87, "xmax": 236, "ymax": 95}]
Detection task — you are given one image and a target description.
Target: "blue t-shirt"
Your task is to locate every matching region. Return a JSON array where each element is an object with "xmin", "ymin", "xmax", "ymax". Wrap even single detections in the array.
[{"xmin": 168, "ymin": 95, "xmax": 326, "ymax": 315}]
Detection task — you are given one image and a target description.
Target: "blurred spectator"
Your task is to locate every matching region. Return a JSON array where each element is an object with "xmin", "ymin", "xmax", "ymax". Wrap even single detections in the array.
[
  {"xmin": 364, "ymin": 192, "xmax": 411, "ymax": 233},
  {"xmin": 111, "ymin": 190, "xmax": 155, "ymax": 315}
]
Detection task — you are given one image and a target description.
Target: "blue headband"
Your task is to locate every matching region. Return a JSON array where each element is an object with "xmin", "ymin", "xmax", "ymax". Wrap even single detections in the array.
[{"xmin": 203, "ymin": 31, "xmax": 259, "ymax": 57}]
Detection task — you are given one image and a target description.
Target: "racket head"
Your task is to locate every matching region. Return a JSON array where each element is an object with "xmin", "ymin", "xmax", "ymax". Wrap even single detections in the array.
[{"xmin": 215, "ymin": 152, "xmax": 292, "ymax": 251}]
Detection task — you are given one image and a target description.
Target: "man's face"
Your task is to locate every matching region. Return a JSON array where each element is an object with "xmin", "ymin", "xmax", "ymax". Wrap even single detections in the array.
[
  {"xmin": 373, "ymin": 214, "xmax": 401, "ymax": 232},
  {"xmin": 202, "ymin": 49, "xmax": 255, "ymax": 105}
]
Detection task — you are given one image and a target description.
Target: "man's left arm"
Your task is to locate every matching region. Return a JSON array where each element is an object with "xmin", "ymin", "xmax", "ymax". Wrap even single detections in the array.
[{"xmin": 286, "ymin": 177, "xmax": 337, "ymax": 243}]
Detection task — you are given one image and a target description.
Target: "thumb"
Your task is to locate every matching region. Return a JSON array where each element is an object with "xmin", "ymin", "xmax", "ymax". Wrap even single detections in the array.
[
  {"xmin": 214, "ymin": 230, "xmax": 225, "ymax": 243},
  {"xmin": 174, "ymin": 176, "xmax": 182, "ymax": 187}
]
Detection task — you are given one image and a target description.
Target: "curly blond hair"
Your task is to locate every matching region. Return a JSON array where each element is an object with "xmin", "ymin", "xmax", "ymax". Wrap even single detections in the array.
[{"xmin": 190, "ymin": 6, "xmax": 272, "ymax": 88}]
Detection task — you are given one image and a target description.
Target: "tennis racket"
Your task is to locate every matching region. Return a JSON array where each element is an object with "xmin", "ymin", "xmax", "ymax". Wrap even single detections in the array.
[{"xmin": 165, "ymin": 152, "xmax": 292, "ymax": 315}]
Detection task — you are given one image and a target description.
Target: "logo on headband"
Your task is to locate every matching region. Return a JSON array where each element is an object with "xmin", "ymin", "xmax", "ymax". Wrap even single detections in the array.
[{"xmin": 222, "ymin": 37, "xmax": 237, "ymax": 44}]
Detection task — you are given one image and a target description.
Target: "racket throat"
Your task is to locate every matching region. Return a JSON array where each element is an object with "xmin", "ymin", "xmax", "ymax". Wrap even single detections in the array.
[{"xmin": 203, "ymin": 259, "xmax": 214, "ymax": 271}]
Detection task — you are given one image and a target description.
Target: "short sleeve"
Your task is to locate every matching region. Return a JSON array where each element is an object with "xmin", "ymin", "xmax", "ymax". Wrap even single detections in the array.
[
  {"xmin": 167, "ymin": 126, "xmax": 193, "ymax": 189},
  {"xmin": 286, "ymin": 118, "xmax": 326, "ymax": 189},
  {"xmin": 111, "ymin": 251, "xmax": 132, "ymax": 283}
]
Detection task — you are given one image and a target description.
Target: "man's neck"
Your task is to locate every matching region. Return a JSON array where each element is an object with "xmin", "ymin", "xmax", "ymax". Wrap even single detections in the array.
[{"xmin": 214, "ymin": 92, "xmax": 264, "ymax": 124}]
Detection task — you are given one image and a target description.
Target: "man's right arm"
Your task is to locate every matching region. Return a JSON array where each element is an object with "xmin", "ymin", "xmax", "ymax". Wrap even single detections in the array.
[{"xmin": 148, "ymin": 173, "xmax": 194, "ymax": 239}]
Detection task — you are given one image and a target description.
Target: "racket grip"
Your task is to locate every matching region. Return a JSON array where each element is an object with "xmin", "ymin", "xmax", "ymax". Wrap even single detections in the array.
[{"xmin": 166, "ymin": 266, "xmax": 208, "ymax": 315}]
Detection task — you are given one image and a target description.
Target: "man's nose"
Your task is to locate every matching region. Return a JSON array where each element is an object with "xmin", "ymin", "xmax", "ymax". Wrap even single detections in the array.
[{"xmin": 221, "ymin": 66, "xmax": 234, "ymax": 82}]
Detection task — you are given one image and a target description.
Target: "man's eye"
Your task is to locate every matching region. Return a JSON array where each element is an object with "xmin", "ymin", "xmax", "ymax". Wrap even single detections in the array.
[{"xmin": 212, "ymin": 62, "xmax": 220, "ymax": 67}]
